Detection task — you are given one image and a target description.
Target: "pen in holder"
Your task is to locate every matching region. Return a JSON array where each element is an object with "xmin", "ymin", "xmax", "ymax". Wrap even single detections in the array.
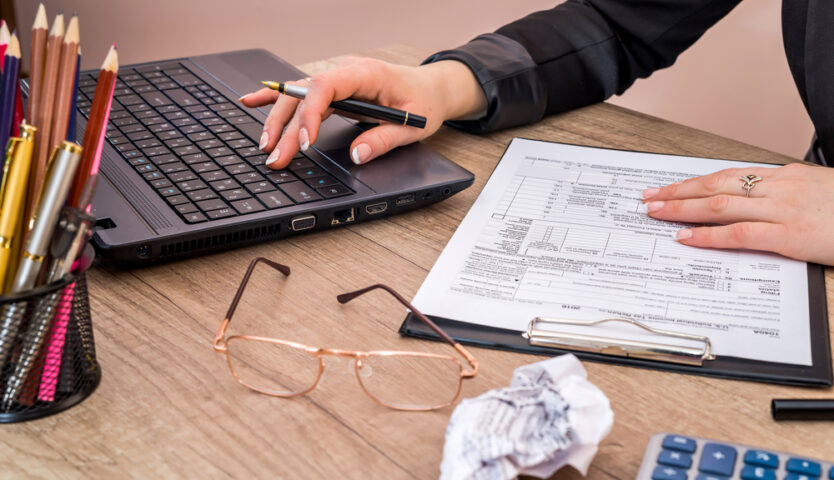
[{"xmin": 0, "ymin": 244, "xmax": 99, "ymax": 423}]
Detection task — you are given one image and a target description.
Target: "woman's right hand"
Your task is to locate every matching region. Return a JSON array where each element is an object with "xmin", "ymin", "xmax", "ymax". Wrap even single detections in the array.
[{"xmin": 239, "ymin": 57, "xmax": 486, "ymax": 170}]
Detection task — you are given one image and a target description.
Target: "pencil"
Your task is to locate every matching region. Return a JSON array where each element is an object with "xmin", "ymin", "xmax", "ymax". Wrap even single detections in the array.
[
  {"xmin": 27, "ymin": 4, "xmax": 48, "ymax": 125},
  {"xmin": 0, "ymin": 32, "xmax": 21, "ymax": 166},
  {"xmin": 0, "ymin": 20, "xmax": 9, "ymax": 62},
  {"xmin": 69, "ymin": 44, "xmax": 117, "ymax": 208},
  {"xmin": 66, "ymin": 47, "xmax": 81, "ymax": 141},
  {"xmin": 48, "ymin": 13, "xmax": 78, "ymax": 151},
  {"xmin": 261, "ymin": 81, "xmax": 427, "ymax": 129},
  {"xmin": 26, "ymin": 10, "xmax": 63, "ymax": 232}
]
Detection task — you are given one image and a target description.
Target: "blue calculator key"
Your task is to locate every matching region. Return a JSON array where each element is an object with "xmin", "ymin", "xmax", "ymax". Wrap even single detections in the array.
[
  {"xmin": 830, "ymin": 466, "xmax": 834, "ymax": 480},
  {"xmin": 744, "ymin": 451, "xmax": 779, "ymax": 469},
  {"xmin": 696, "ymin": 475, "xmax": 729, "ymax": 480},
  {"xmin": 740, "ymin": 465, "xmax": 776, "ymax": 480},
  {"xmin": 652, "ymin": 465, "xmax": 687, "ymax": 480},
  {"xmin": 786, "ymin": 475, "xmax": 819, "ymax": 480},
  {"xmin": 787, "ymin": 458, "xmax": 822, "ymax": 477},
  {"xmin": 662, "ymin": 435, "xmax": 697, "ymax": 453},
  {"xmin": 699, "ymin": 443, "xmax": 738, "ymax": 477},
  {"xmin": 658, "ymin": 449, "xmax": 693, "ymax": 469}
]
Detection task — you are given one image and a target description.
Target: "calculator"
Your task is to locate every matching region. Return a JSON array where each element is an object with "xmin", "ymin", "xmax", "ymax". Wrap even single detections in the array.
[{"xmin": 637, "ymin": 433, "xmax": 833, "ymax": 480}]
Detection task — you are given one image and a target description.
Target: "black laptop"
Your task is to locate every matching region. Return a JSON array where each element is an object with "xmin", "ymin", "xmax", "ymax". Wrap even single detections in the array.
[{"xmin": 49, "ymin": 49, "xmax": 473, "ymax": 265}]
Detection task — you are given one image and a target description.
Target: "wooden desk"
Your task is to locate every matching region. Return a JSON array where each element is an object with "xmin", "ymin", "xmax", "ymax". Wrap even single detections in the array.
[{"xmin": 2, "ymin": 45, "xmax": 831, "ymax": 478}]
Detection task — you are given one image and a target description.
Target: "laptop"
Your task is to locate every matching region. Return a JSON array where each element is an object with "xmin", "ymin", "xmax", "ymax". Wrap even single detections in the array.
[{"xmin": 48, "ymin": 49, "xmax": 474, "ymax": 265}]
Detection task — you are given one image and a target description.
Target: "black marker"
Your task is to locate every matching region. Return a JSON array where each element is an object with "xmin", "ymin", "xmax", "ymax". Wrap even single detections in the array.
[{"xmin": 771, "ymin": 399, "xmax": 834, "ymax": 421}]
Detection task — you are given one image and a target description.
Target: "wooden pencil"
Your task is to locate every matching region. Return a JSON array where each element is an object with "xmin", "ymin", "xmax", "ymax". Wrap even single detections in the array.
[
  {"xmin": 26, "ymin": 4, "xmax": 48, "ymax": 124},
  {"xmin": 25, "ymin": 10, "xmax": 63, "ymax": 232},
  {"xmin": 66, "ymin": 47, "xmax": 81, "ymax": 140},
  {"xmin": 69, "ymin": 44, "xmax": 118, "ymax": 208},
  {"xmin": 48, "ymin": 13, "xmax": 79, "ymax": 150},
  {"xmin": 0, "ymin": 20, "xmax": 9, "ymax": 61},
  {"xmin": 0, "ymin": 31, "xmax": 20, "ymax": 159}
]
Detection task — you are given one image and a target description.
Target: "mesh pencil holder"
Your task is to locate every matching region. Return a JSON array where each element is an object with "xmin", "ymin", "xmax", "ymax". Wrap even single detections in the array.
[{"xmin": 0, "ymin": 246, "xmax": 99, "ymax": 423}]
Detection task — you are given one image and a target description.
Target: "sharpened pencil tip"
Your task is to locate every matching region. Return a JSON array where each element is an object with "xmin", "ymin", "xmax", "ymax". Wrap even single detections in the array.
[{"xmin": 34, "ymin": 4, "xmax": 48, "ymax": 29}]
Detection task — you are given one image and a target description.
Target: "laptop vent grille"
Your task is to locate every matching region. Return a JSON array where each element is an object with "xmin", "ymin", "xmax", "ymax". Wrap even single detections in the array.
[{"xmin": 159, "ymin": 224, "xmax": 281, "ymax": 257}]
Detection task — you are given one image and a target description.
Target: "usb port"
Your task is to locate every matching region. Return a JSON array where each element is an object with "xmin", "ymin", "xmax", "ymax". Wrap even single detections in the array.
[
  {"xmin": 395, "ymin": 194, "xmax": 415, "ymax": 207},
  {"xmin": 331, "ymin": 208, "xmax": 356, "ymax": 225},
  {"xmin": 290, "ymin": 215, "xmax": 316, "ymax": 231},
  {"xmin": 365, "ymin": 202, "xmax": 388, "ymax": 215}
]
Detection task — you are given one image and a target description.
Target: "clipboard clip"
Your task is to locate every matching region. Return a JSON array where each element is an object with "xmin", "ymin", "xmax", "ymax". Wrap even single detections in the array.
[{"xmin": 522, "ymin": 317, "xmax": 716, "ymax": 366}]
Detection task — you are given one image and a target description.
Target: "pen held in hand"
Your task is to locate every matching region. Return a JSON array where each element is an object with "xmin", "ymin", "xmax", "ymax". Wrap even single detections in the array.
[{"xmin": 261, "ymin": 81, "xmax": 427, "ymax": 129}]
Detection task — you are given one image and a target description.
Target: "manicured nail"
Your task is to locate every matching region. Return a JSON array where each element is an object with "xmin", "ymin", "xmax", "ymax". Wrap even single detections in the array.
[
  {"xmin": 265, "ymin": 148, "xmax": 280, "ymax": 166},
  {"xmin": 675, "ymin": 229, "xmax": 693, "ymax": 241},
  {"xmin": 646, "ymin": 201, "xmax": 664, "ymax": 212},
  {"xmin": 299, "ymin": 128, "xmax": 309, "ymax": 151},
  {"xmin": 642, "ymin": 188, "xmax": 659, "ymax": 200},
  {"xmin": 351, "ymin": 143, "xmax": 371, "ymax": 164},
  {"xmin": 259, "ymin": 131, "xmax": 269, "ymax": 150},
  {"xmin": 238, "ymin": 94, "xmax": 250, "ymax": 103}
]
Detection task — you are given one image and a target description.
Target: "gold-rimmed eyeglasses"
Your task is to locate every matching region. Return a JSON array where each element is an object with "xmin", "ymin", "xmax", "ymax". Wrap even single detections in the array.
[{"xmin": 213, "ymin": 257, "xmax": 479, "ymax": 411}]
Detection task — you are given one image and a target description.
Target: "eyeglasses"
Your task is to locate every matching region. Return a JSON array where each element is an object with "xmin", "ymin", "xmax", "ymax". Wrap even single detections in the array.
[{"xmin": 213, "ymin": 257, "xmax": 479, "ymax": 411}]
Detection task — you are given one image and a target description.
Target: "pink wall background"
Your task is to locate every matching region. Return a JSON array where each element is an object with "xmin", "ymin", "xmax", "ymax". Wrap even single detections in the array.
[{"xmin": 16, "ymin": 0, "xmax": 813, "ymax": 159}]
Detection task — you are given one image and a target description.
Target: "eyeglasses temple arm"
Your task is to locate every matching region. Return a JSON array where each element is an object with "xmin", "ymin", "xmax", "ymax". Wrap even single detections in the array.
[
  {"xmin": 337, "ymin": 284, "xmax": 478, "ymax": 377},
  {"xmin": 216, "ymin": 257, "xmax": 291, "ymax": 352}
]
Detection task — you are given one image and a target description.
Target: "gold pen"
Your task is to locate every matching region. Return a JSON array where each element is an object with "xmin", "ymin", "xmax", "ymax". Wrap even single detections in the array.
[{"xmin": 0, "ymin": 124, "xmax": 36, "ymax": 292}]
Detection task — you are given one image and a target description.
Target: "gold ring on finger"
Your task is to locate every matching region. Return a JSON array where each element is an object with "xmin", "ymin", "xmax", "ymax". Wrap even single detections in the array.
[{"xmin": 739, "ymin": 174, "xmax": 762, "ymax": 197}]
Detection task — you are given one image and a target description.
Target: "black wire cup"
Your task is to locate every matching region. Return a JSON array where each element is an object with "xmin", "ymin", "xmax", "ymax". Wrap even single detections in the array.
[{"xmin": 0, "ymin": 246, "xmax": 99, "ymax": 423}]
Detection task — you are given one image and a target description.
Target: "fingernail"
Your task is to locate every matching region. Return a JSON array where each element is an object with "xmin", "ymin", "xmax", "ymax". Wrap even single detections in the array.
[
  {"xmin": 646, "ymin": 201, "xmax": 664, "ymax": 212},
  {"xmin": 642, "ymin": 188, "xmax": 659, "ymax": 200},
  {"xmin": 351, "ymin": 143, "xmax": 371, "ymax": 164},
  {"xmin": 299, "ymin": 128, "xmax": 309, "ymax": 151},
  {"xmin": 238, "ymin": 94, "xmax": 250, "ymax": 103},
  {"xmin": 259, "ymin": 131, "xmax": 269, "ymax": 150},
  {"xmin": 675, "ymin": 229, "xmax": 693, "ymax": 241},
  {"xmin": 266, "ymin": 148, "xmax": 280, "ymax": 166}
]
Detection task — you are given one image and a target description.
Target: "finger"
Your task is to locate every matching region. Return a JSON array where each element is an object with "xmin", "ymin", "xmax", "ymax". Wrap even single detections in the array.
[
  {"xmin": 261, "ymin": 94, "xmax": 302, "ymax": 152},
  {"xmin": 239, "ymin": 87, "xmax": 280, "ymax": 107},
  {"xmin": 297, "ymin": 60, "xmax": 387, "ymax": 149},
  {"xmin": 644, "ymin": 167, "xmax": 776, "ymax": 201},
  {"xmin": 646, "ymin": 195, "xmax": 777, "ymax": 224},
  {"xmin": 674, "ymin": 222, "xmax": 789, "ymax": 254},
  {"xmin": 266, "ymin": 116, "xmax": 302, "ymax": 169},
  {"xmin": 349, "ymin": 123, "xmax": 425, "ymax": 165}
]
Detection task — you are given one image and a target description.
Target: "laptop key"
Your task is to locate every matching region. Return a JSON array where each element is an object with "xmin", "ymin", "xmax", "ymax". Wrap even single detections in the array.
[
  {"xmin": 236, "ymin": 122, "xmax": 263, "ymax": 142},
  {"xmin": 216, "ymin": 155, "xmax": 243, "ymax": 167},
  {"xmin": 135, "ymin": 138, "xmax": 162, "ymax": 149},
  {"xmin": 143, "ymin": 146, "xmax": 171, "ymax": 157},
  {"xmin": 196, "ymin": 199, "xmax": 228, "ymax": 212},
  {"xmin": 197, "ymin": 139, "xmax": 223, "ymax": 150},
  {"xmin": 210, "ymin": 179, "xmax": 241, "ymax": 191},
  {"xmin": 127, "ymin": 130, "xmax": 154, "ymax": 142},
  {"xmin": 151, "ymin": 178, "xmax": 172, "ymax": 189},
  {"xmin": 183, "ymin": 212, "xmax": 208, "ymax": 224},
  {"xmin": 160, "ymin": 162, "xmax": 188, "ymax": 174},
  {"xmin": 218, "ymin": 131, "xmax": 243, "ymax": 142},
  {"xmin": 157, "ymin": 130, "xmax": 182, "ymax": 141},
  {"xmin": 157, "ymin": 185, "xmax": 180, "ymax": 198},
  {"xmin": 176, "ymin": 180, "xmax": 208, "ymax": 192},
  {"xmin": 188, "ymin": 131, "xmax": 216, "ymax": 142},
  {"xmin": 172, "ymin": 117, "xmax": 197, "ymax": 128},
  {"xmin": 245, "ymin": 181, "xmax": 276, "ymax": 194},
  {"xmin": 166, "ymin": 88, "xmax": 201, "ymax": 107},
  {"xmin": 165, "ymin": 137, "xmax": 192, "ymax": 149},
  {"xmin": 209, "ymin": 124, "xmax": 235, "ymax": 134},
  {"xmin": 173, "ymin": 145, "xmax": 200, "ymax": 156},
  {"xmin": 192, "ymin": 161, "xmax": 219, "ymax": 173},
  {"xmin": 168, "ymin": 171, "xmax": 197, "ymax": 182},
  {"xmin": 165, "ymin": 195, "xmax": 190, "ymax": 206},
  {"xmin": 226, "ymin": 164, "xmax": 254, "ymax": 175},
  {"xmin": 139, "ymin": 90, "xmax": 173, "ymax": 107},
  {"xmin": 305, "ymin": 175, "xmax": 339, "ymax": 188},
  {"xmin": 187, "ymin": 189, "xmax": 218, "ymax": 202},
  {"xmin": 293, "ymin": 166, "xmax": 326, "ymax": 179},
  {"xmin": 289, "ymin": 156, "xmax": 314, "ymax": 169},
  {"xmin": 206, "ymin": 208, "xmax": 237, "ymax": 220},
  {"xmin": 231, "ymin": 199, "xmax": 265, "ymax": 215},
  {"xmin": 151, "ymin": 154, "xmax": 179, "ymax": 166},
  {"xmin": 235, "ymin": 172, "xmax": 265, "ymax": 184},
  {"xmin": 265, "ymin": 170, "xmax": 297, "ymax": 184},
  {"xmin": 228, "ymin": 116, "xmax": 255, "ymax": 126},
  {"xmin": 317, "ymin": 184, "xmax": 352, "ymax": 199},
  {"xmin": 220, "ymin": 189, "xmax": 251, "ymax": 201},
  {"xmin": 181, "ymin": 124, "xmax": 206, "ymax": 135},
  {"xmin": 175, "ymin": 203, "xmax": 199, "ymax": 215},
  {"xmin": 144, "ymin": 171, "xmax": 164, "ymax": 181},
  {"xmin": 279, "ymin": 182, "xmax": 320, "ymax": 203},
  {"xmin": 257, "ymin": 191, "xmax": 293, "ymax": 209},
  {"xmin": 226, "ymin": 138, "xmax": 254, "ymax": 149},
  {"xmin": 199, "ymin": 170, "xmax": 229, "ymax": 182}
]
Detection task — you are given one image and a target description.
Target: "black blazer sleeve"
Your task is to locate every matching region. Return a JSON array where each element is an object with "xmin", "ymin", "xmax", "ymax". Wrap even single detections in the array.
[{"xmin": 424, "ymin": 0, "xmax": 742, "ymax": 133}]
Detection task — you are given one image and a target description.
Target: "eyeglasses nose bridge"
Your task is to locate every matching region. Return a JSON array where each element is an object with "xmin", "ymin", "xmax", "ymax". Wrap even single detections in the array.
[{"xmin": 317, "ymin": 348, "xmax": 367, "ymax": 359}]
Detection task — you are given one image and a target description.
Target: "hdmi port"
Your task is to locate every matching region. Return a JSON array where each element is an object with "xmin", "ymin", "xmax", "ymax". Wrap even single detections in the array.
[{"xmin": 365, "ymin": 202, "xmax": 388, "ymax": 215}]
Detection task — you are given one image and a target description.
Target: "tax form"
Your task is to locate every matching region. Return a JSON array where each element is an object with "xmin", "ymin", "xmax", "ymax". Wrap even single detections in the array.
[{"xmin": 412, "ymin": 139, "xmax": 812, "ymax": 365}]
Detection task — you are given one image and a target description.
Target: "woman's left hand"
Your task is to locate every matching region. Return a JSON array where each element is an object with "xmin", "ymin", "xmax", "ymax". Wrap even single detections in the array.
[{"xmin": 643, "ymin": 162, "xmax": 834, "ymax": 265}]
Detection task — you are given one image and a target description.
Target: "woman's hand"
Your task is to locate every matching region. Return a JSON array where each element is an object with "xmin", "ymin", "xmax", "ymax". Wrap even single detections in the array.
[
  {"xmin": 239, "ymin": 57, "xmax": 486, "ymax": 170},
  {"xmin": 643, "ymin": 162, "xmax": 834, "ymax": 265}
]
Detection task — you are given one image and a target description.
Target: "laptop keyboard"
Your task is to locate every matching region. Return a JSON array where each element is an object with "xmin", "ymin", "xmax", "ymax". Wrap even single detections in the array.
[{"xmin": 75, "ymin": 61, "xmax": 353, "ymax": 224}]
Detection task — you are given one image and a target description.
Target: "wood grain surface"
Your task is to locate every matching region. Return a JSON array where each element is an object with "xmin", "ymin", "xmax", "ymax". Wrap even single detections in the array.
[{"xmin": 1, "ymin": 44, "xmax": 830, "ymax": 479}]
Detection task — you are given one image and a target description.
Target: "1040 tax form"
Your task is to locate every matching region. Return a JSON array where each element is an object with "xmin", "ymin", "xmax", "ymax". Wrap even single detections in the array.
[{"xmin": 412, "ymin": 139, "xmax": 812, "ymax": 366}]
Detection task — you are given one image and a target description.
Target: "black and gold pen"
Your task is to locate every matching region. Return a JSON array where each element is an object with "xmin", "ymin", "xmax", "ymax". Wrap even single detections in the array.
[{"xmin": 261, "ymin": 81, "xmax": 426, "ymax": 129}]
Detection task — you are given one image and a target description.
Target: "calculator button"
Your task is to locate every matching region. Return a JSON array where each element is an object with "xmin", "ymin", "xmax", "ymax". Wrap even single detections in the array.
[
  {"xmin": 787, "ymin": 459, "xmax": 822, "ymax": 477},
  {"xmin": 744, "ymin": 451, "xmax": 779, "ymax": 469},
  {"xmin": 652, "ymin": 466, "xmax": 687, "ymax": 480},
  {"xmin": 829, "ymin": 466, "xmax": 834, "ymax": 480},
  {"xmin": 740, "ymin": 465, "xmax": 776, "ymax": 480},
  {"xmin": 658, "ymin": 450, "xmax": 692, "ymax": 469},
  {"xmin": 662, "ymin": 435, "xmax": 697, "ymax": 453},
  {"xmin": 695, "ymin": 475, "xmax": 729, "ymax": 480},
  {"xmin": 698, "ymin": 444, "xmax": 737, "ymax": 477},
  {"xmin": 785, "ymin": 475, "xmax": 818, "ymax": 480}
]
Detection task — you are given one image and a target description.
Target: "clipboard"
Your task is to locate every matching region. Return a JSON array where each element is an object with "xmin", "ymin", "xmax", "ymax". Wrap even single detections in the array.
[{"xmin": 399, "ymin": 138, "xmax": 833, "ymax": 388}]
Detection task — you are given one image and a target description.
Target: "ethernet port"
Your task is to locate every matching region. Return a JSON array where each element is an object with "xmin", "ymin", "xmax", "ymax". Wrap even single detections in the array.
[{"xmin": 331, "ymin": 208, "xmax": 356, "ymax": 225}]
